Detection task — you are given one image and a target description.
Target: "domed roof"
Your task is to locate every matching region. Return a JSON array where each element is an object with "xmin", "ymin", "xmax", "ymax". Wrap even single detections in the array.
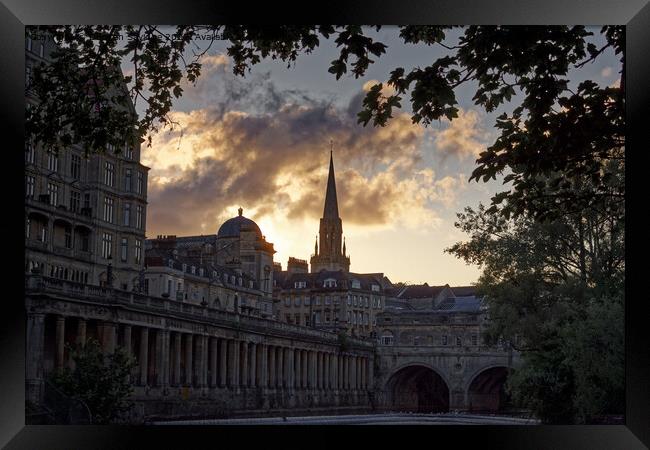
[{"xmin": 217, "ymin": 208, "xmax": 262, "ymax": 238}]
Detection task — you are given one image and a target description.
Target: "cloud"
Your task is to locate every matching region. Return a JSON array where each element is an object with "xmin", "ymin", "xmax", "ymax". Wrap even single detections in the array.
[
  {"xmin": 433, "ymin": 108, "xmax": 488, "ymax": 160},
  {"xmin": 600, "ymin": 66, "xmax": 613, "ymax": 78},
  {"xmin": 143, "ymin": 77, "xmax": 464, "ymax": 239}
]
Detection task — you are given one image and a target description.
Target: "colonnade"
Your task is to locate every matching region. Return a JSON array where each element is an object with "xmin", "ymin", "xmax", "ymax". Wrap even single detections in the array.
[{"xmin": 26, "ymin": 314, "xmax": 375, "ymax": 399}]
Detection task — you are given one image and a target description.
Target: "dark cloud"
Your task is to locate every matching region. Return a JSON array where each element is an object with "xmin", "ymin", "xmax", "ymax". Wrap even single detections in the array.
[{"xmin": 145, "ymin": 64, "xmax": 433, "ymax": 238}]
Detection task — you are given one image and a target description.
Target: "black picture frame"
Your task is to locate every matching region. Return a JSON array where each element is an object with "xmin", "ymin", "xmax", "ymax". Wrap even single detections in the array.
[{"xmin": 1, "ymin": 1, "xmax": 647, "ymax": 448}]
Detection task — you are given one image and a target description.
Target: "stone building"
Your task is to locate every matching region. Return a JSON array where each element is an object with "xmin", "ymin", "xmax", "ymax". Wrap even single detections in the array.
[
  {"xmin": 143, "ymin": 233, "xmax": 274, "ymax": 319},
  {"xmin": 273, "ymin": 267, "xmax": 387, "ymax": 337},
  {"xmin": 24, "ymin": 35, "xmax": 518, "ymax": 422},
  {"xmin": 25, "ymin": 33, "xmax": 149, "ymax": 291}
]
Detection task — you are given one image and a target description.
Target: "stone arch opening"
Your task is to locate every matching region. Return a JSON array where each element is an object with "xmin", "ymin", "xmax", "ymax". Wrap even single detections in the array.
[
  {"xmin": 386, "ymin": 365, "xmax": 450, "ymax": 413},
  {"xmin": 467, "ymin": 366, "xmax": 513, "ymax": 413}
]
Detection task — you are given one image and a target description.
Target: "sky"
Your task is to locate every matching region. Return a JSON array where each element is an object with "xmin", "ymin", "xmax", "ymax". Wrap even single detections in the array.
[{"xmin": 123, "ymin": 26, "xmax": 621, "ymax": 286}]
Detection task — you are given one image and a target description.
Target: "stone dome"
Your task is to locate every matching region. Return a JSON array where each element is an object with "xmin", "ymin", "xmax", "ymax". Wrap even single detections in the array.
[{"xmin": 217, "ymin": 208, "xmax": 262, "ymax": 238}]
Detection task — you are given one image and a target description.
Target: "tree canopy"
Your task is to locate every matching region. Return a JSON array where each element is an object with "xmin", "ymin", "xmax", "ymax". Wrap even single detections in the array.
[{"xmin": 26, "ymin": 25, "xmax": 624, "ymax": 221}]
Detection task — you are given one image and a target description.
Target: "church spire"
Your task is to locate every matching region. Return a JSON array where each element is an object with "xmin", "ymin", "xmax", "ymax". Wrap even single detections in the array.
[{"xmin": 323, "ymin": 145, "xmax": 339, "ymax": 219}]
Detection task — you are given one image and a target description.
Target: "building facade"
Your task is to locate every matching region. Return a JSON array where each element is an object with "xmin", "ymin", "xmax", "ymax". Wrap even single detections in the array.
[{"xmin": 25, "ymin": 33, "xmax": 149, "ymax": 292}]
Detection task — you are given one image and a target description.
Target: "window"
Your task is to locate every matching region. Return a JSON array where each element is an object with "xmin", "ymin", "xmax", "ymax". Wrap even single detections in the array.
[
  {"xmin": 123, "ymin": 203, "xmax": 131, "ymax": 226},
  {"xmin": 351, "ymin": 279, "xmax": 360, "ymax": 289},
  {"xmin": 294, "ymin": 297, "xmax": 301, "ymax": 307},
  {"xmin": 347, "ymin": 296, "xmax": 351, "ymax": 306},
  {"xmin": 64, "ymin": 227, "xmax": 72, "ymax": 249},
  {"xmin": 325, "ymin": 296, "xmax": 331, "ymax": 305},
  {"xmin": 47, "ymin": 182, "xmax": 58, "ymax": 206},
  {"xmin": 80, "ymin": 232, "xmax": 89, "ymax": 252},
  {"xmin": 442, "ymin": 335, "xmax": 448, "ymax": 346},
  {"xmin": 70, "ymin": 154, "xmax": 81, "ymax": 179},
  {"xmin": 382, "ymin": 332, "xmax": 394, "ymax": 346},
  {"xmin": 294, "ymin": 281, "xmax": 306, "ymax": 289},
  {"xmin": 456, "ymin": 336, "xmax": 462, "ymax": 346},
  {"xmin": 25, "ymin": 65, "xmax": 32, "ymax": 87},
  {"xmin": 47, "ymin": 150, "xmax": 58, "ymax": 172},
  {"xmin": 167, "ymin": 279, "xmax": 172, "ymax": 295},
  {"xmin": 191, "ymin": 266, "xmax": 196, "ymax": 275},
  {"xmin": 25, "ymin": 141, "xmax": 35, "ymax": 164},
  {"xmin": 25, "ymin": 175, "xmax": 35, "ymax": 198},
  {"xmin": 120, "ymin": 237, "xmax": 128, "ymax": 262},
  {"xmin": 83, "ymin": 193, "xmax": 91, "ymax": 209},
  {"xmin": 314, "ymin": 312, "xmax": 321, "ymax": 324},
  {"xmin": 26, "ymin": 37, "xmax": 32, "ymax": 51},
  {"xmin": 39, "ymin": 43, "xmax": 44, "ymax": 58},
  {"xmin": 104, "ymin": 161, "xmax": 115, "ymax": 186},
  {"xmin": 414, "ymin": 336, "xmax": 420, "ymax": 346},
  {"xmin": 69, "ymin": 190, "xmax": 80, "ymax": 213},
  {"xmin": 182, "ymin": 263, "xmax": 187, "ymax": 272},
  {"xmin": 284, "ymin": 297, "xmax": 291, "ymax": 307},
  {"xmin": 304, "ymin": 296, "xmax": 310, "ymax": 306},
  {"xmin": 102, "ymin": 232, "xmax": 113, "ymax": 259},
  {"xmin": 199, "ymin": 268, "xmax": 204, "ymax": 277},
  {"xmin": 315, "ymin": 297, "xmax": 321, "ymax": 306},
  {"xmin": 324, "ymin": 278, "xmax": 337, "ymax": 288},
  {"xmin": 371, "ymin": 284, "xmax": 380, "ymax": 292},
  {"xmin": 103, "ymin": 196, "xmax": 114, "ymax": 223},
  {"xmin": 25, "ymin": 218, "xmax": 31, "ymax": 239},
  {"xmin": 136, "ymin": 205, "xmax": 143, "ymax": 229},
  {"xmin": 471, "ymin": 334, "xmax": 478, "ymax": 346},
  {"xmin": 124, "ymin": 144, "xmax": 133, "ymax": 160},
  {"xmin": 295, "ymin": 314, "xmax": 301, "ymax": 325},
  {"xmin": 353, "ymin": 296, "xmax": 358, "ymax": 307},
  {"xmin": 124, "ymin": 169, "xmax": 132, "ymax": 191},
  {"xmin": 365, "ymin": 297, "xmax": 369, "ymax": 307},
  {"xmin": 136, "ymin": 171, "xmax": 144, "ymax": 194},
  {"xmin": 333, "ymin": 296, "xmax": 340, "ymax": 305}
]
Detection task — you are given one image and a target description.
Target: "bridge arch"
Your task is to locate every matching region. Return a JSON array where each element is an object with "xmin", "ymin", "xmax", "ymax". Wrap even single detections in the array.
[
  {"xmin": 465, "ymin": 365, "xmax": 514, "ymax": 413},
  {"xmin": 385, "ymin": 363, "xmax": 450, "ymax": 413}
]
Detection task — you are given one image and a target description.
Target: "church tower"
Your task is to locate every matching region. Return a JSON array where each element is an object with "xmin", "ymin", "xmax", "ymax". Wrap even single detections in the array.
[{"xmin": 310, "ymin": 150, "xmax": 351, "ymax": 273}]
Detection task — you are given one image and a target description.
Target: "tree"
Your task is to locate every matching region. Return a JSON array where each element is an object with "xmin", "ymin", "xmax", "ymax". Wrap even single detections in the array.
[
  {"xmin": 26, "ymin": 25, "xmax": 624, "ymax": 221},
  {"xmin": 49, "ymin": 338, "xmax": 137, "ymax": 424},
  {"xmin": 445, "ymin": 194, "xmax": 624, "ymax": 423}
]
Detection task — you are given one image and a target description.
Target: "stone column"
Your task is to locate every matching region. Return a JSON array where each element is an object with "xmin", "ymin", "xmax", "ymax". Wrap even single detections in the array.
[
  {"xmin": 233, "ymin": 340, "xmax": 240, "ymax": 389},
  {"xmin": 155, "ymin": 329, "xmax": 165, "ymax": 386},
  {"xmin": 333, "ymin": 354, "xmax": 339, "ymax": 390},
  {"xmin": 324, "ymin": 353, "xmax": 330, "ymax": 390},
  {"xmin": 210, "ymin": 337, "xmax": 218, "ymax": 388},
  {"xmin": 300, "ymin": 350, "xmax": 309, "ymax": 389},
  {"xmin": 184, "ymin": 334, "xmax": 193, "ymax": 386},
  {"xmin": 316, "ymin": 352, "xmax": 323, "ymax": 390},
  {"xmin": 259, "ymin": 344, "xmax": 268, "ymax": 387},
  {"xmin": 161, "ymin": 330, "xmax": 171, "ymax": 388},
  {"xmin": 193, "ymin": 335, "xmax": 203, "ymax": 388},
  {"xmin": 287, "ymin": 348, "xmax": 296, "ymax": 389},
  {"xmin": 76, "ymin": 318, "xmax": 86, "ymax": 346},
  {"xmin": 295, "ymin": 350, "xmax": 302, "ymax": 389},
  {"xmin": 173, "ymin": 332, "xmax": 182, "ymax": 386},
  {"xmin": 367, "ymin": 356, "xmax": 374, "ymax": 389},
  {"xmin": 55, "ymin": 316, "xmax": 65, "ymax": 369},
  {"xmin": 352, "ymin": 356, "xmax": 358, "ymax": 390},
  {"xmin": 139, "ymin": 328, "xmax": 149, "ymax": 386},
  {"xmin": 26, "ymin": 313, "xmax": 45, "ymax": 404},
  {"xmin": 218, "ymin": 338, "xmax": 228, "ymax": 387},
  {"xmin": 249, "ymin": 343, "xmax": 257, "ymax": 388},
  {"xmin": 283, "ymin": 347, "xmax": 291, "ymax": 389},
  {"xmin": 123, "ymin": 325, "xmax": 132, "ymax": 355},
  {"xmin": 308, "ymin": 351, "xmax": 316, "ymax": 389},
  {"xmin": 268, "ymin": 345, "xmax": 276, "ymax": 388},
  {"xmin": 240, "ymin": 341, "xmax": 248, "ymax": 388},
  {"xmin": 227, "ymin": 339, "xmax": 237, "ymax": 387},
  {"xmin": 202, "ymin": 335, "xmax": 209, "ymax": 388},
  {"xmin": 276, "ymin": 347, "xmax": 284, "ymax": 388}
]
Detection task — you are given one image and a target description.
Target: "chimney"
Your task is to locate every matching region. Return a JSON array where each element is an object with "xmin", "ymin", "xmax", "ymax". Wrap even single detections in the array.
[{"xmin": 287, "ymin": 257, "xmax": 308, "ymax": 274}]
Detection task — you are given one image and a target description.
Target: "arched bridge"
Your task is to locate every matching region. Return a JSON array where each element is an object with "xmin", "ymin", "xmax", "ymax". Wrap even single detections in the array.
[{"xmin": 373, "ymin": 345, "xmax": 520, "ymax": 413}]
